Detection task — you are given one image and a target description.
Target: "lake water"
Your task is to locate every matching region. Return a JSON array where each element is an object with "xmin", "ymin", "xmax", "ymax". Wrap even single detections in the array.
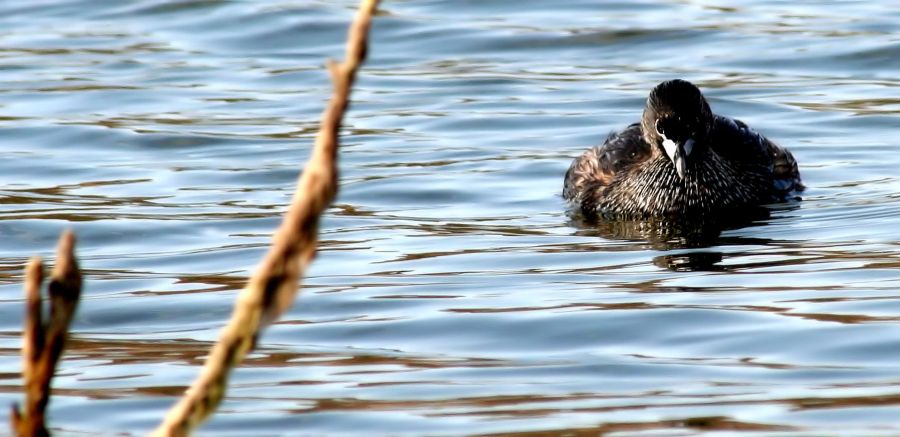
[{"xmin": 1, "ymin": 1, "xmax": 899, "ymax": 435}]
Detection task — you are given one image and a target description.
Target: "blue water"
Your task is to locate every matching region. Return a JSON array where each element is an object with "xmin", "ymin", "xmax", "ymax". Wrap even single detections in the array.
[{"xmin": 1, "ymin": 1, "xmax": 899, "ymax": 435}]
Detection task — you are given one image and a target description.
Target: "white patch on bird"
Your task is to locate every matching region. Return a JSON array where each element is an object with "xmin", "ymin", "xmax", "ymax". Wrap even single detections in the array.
[{"xmin": 662, "ymin": 137, "xmax": 678, "ymax": 163}]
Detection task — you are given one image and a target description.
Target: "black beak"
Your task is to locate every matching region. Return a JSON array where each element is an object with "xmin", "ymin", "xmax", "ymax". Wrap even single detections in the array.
[
  {"xmin": 662, "ymin": 138, "xmax": 695, "ymax": 180},
  {"xmin": 674, "ymin": 145, "xmax": 687, "ymax": 180}
]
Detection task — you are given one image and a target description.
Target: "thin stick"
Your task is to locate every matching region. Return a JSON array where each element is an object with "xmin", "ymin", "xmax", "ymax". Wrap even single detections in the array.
[
  {"xmin": 10, "ymin": 231, "xmax": 82, "ymax": 437},
  {"xmin": 151, "ymin": 1, "xmax": 379, "ymax": 435}
]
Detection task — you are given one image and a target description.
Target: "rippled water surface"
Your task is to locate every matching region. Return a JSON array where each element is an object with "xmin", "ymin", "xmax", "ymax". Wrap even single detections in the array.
[{"xmin": 1, "ymin": 1, "xmax": 899, "ymax": 435}]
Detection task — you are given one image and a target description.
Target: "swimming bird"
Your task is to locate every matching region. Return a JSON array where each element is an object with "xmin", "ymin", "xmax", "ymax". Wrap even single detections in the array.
[{"xmin": 563, "ymin": 79, "xmax": 802, "ymax": 219}]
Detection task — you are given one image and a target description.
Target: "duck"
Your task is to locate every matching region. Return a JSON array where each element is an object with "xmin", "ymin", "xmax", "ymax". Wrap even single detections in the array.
[{"xmin": 563, "ymin": 79, "xmax": 803, "ymax": 219}]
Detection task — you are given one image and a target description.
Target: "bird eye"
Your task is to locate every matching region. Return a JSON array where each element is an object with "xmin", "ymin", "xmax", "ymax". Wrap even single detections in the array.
[{"xmin": 655, "ymin": 119, "xmax": 663, "ymax": 135}]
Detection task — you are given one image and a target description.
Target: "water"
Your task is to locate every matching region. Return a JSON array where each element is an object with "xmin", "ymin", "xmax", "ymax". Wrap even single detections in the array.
[{"xmin": 1, "ymin": 1, "xmax": 899, "ymax": 435}]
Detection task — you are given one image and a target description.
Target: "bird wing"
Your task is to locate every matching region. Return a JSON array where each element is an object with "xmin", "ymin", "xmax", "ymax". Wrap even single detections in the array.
[
  {"xmin": 769, "ymin": 140, "xmax": 804, "ymax": 195},
  {"xmin": 563, "ymin": 123, "xmax": 651, "ymax": 201},
  {"xmin": 709, "ymin": 116, "xmax": 803, "ymax": 197}
]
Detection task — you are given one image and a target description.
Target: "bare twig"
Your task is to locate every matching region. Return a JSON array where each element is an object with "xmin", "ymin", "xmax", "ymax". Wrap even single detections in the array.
[
  {"xmin": 10, "ymin": 231, "xmax": 82, "ymax": 437},
  {"xmin": 151, "ymin": 1, "xmax": 380, "ymax": 435}
]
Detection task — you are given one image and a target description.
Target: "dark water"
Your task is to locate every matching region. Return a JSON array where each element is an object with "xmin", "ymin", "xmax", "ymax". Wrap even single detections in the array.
[{"xmin": 1, "ymin": 1, "xmax": 899, "ymax": 435}]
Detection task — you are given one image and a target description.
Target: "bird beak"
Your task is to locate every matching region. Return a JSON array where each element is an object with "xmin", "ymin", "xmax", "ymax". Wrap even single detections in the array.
[{"xmin": 663, "ymin": 138, "xmax": 694, "ymax": 180}]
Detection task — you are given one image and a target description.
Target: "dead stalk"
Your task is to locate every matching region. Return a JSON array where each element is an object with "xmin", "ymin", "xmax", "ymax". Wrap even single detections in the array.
[
  {"xmin": 10, "ymin": 231, "xmax": 82, "ymax": 437},
  {"xmin": 151, "ymin": 1, "xmax": 380, "ymax": 435}
]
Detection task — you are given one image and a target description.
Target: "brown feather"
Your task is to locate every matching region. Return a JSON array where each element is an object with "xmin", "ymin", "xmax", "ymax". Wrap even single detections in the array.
[{"xmin": 563, "ymin": 123, "xmax": 651, "ymax": 203}]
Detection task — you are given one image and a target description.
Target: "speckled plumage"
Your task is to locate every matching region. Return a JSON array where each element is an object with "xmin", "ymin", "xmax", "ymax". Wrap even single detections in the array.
[{"xmin": 563, "ymin": 80, "xmax": 803, "ymax": 219}]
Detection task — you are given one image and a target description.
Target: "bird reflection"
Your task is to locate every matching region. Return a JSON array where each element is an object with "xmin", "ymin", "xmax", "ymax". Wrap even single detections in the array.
[
  {"xmin": 654, "ymin": 251, "xmax": 724, "ymax": 272},
  {"xmin": 568, "ymin": 206, "xmax": 787, "ymax": 272}
]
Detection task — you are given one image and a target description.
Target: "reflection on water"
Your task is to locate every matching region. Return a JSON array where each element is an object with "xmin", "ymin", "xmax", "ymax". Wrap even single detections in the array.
[
  {"xmin": 1, "ymin": 0, "xmax": 900, "ymax": 436},
  {"xmin": 570, "ymin": 205, "xmax": 790, "ymax": 272},
  {"xmin": 571, "ymin": 207, "xmax": 774, "ymax": 246},
  {"xmin": 654, "ymin": 251, "xmax": 724, "ymax": 272}
]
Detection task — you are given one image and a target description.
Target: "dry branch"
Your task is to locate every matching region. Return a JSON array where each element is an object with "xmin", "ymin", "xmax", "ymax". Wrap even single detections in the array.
[
  {"xmin": 10, "ymin": 231, "xmax": 82, "ymax": 437},
  {"xmin": 151, "ymin": 1, "xmax": 380, "ymax": 435}
]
